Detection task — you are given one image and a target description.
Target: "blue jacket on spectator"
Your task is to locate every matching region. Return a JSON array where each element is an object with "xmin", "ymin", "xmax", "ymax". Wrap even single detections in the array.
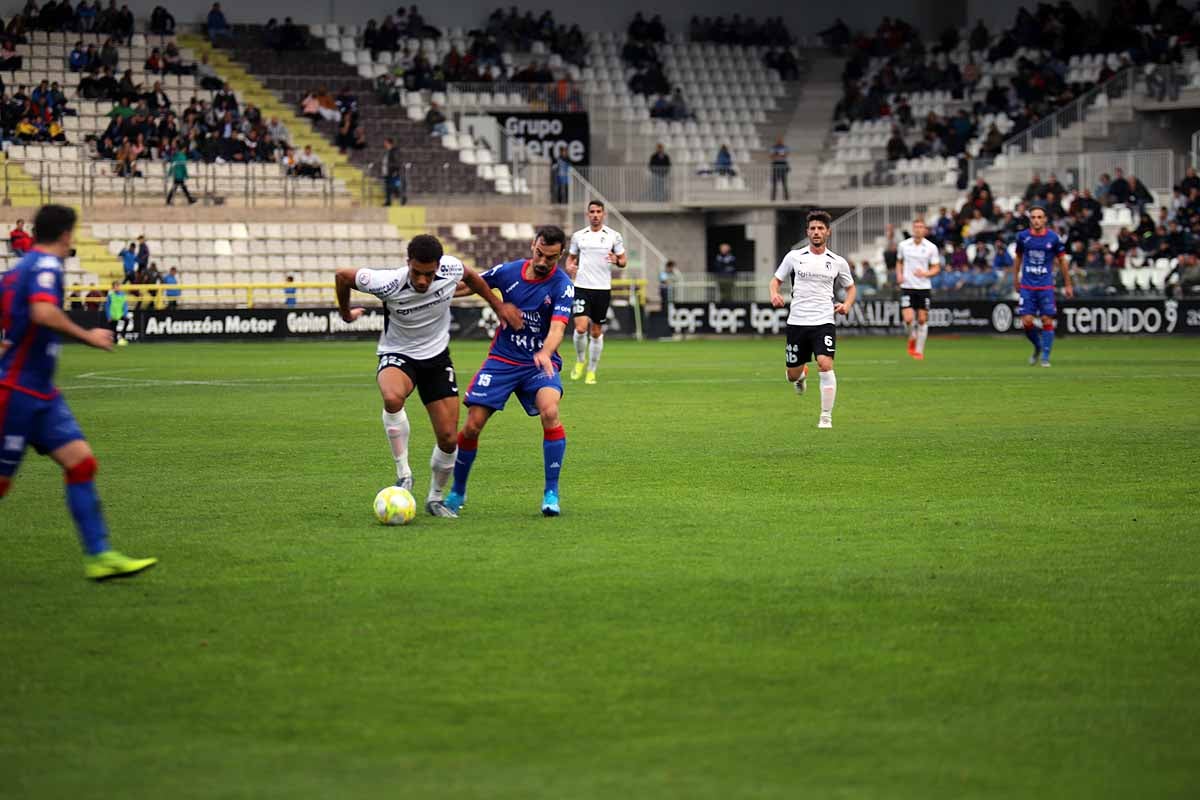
[
  {"xmin": 69, "ymin": 47, "xmax": 87, "ymax": 71},
  {"xmin": 992, "ymin": 248, "xmax": 1013, "ymax": 270}
]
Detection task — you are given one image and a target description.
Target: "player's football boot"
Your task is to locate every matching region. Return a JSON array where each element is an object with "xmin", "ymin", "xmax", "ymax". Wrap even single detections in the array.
[
  {"xmin": 395, "ymin": 474, "xmax": 414, "ymax": 491},
  {"xmin": 425, "ymin": 500, "xmax": 459, "ymax": 518},
  {"xmin": 570, "ymin": 362, "xmax": 585, "ymax": 381},
  {"xmin": 912, "ymin": 352, "xmax": 925, "ymax": 360},
  {"xmin": 1028, "ymin": 346, "xmax": 1041, "ymax": 366},
  {"xmin": 541, "ymin": 490, "xmax": 561, "ymax": 517},
  {"xmin": 1040, "ymin": 360, "xmax": 1051, "ymax": 368},
  {"xmin": 584, "ymin": 370, "xmax": 597, "ymax": 385},
  {"xmin": 84, "ymin": 550, "xmax": 157, "ymax": 581},
  {"xmin": 444, "ymin": 490, "xmax": 466, "ymax": 513},
  {"xmin": 817, "ymin": 414, "xmax": 833, "ymax": 429}
]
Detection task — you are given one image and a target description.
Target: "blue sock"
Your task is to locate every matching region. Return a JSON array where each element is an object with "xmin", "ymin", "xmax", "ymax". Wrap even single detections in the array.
[
  {"xmin": 542, "ymin": 426, "xmax": 566, "ymax": 494},
  {"xmin": 66, "ymin": 476, "xmax": 110, "ymax": 555},
  {"xmin": 1024, "ymin": 325, "xmax": 1040, "ymax": 350},
  {"xmin": 1041, "ymin": 325, "xmax": 1055, "ymax": 361},
  {"xmin": 451, "ymin": 432, "xmax": 478, "ymax": 496}
]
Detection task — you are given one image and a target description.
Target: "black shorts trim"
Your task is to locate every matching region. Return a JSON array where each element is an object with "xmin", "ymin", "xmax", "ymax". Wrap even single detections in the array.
[
  {"xmin": 785, "ymin": 324, "xmax": 836, "ymax": 366},
  {"xmin": 900, "ymin": 288, "xmax": 932, "ymax": 312},
  {"xmin": 572, "ymin": 287, "xmax": 611, "ymax": 323},
  {"xmin": 377, "ymin": 347, "xmax": 459, "ymax": 405}
]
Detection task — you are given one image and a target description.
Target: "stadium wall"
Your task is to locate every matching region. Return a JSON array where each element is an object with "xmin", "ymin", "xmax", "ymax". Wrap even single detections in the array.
[{"xmin": 89, "ymin": 0, "xmax": 959, "ymax": 39}]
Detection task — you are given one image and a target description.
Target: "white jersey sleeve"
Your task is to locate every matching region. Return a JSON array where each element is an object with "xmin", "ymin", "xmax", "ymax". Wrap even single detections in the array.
[
  {"xmin": 355, "ymin": 267, "xmax": 407, "ymax": 300},
  {"xmin": 568, "ymin": 231, "xmax": 581, "ymax": 257},
  {"xmin": 836, "ymin": 255, "xmax": 854, "ymax": 289},
  {"xmin": 773, "ymin": 253, "xmax": 796, "ymax": 282},
  {"xmin": 612, "ymin": 230, "xmax": 626, "ymax": 257}
]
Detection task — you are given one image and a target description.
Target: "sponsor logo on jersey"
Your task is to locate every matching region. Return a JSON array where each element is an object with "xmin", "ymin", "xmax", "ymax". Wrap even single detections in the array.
[
  {"xmin": 3, "ymin": 435, "xmax": 25, "ymax": 452},
  {"xmin": 37, "ymin": 271, "xmax": 57, "ymax": 289}
]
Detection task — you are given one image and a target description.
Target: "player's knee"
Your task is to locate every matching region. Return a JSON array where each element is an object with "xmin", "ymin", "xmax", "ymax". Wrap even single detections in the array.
[
  {"xmin": 1022, "ymin": 318, "xmax": 1035, "ymax": 330},
  {"xmin": 539, "ymin": 406, "xmax": 561, "ymax": 429},
  {"xmin": 1043, "ymin": 319, "xmax": 1055, "ymax": 331},
  {"xmin": 589, "ymin": 323, "xmax": 603, "ymax": 337},
  {"xmin": 381, "ymin": 393, "xmax": 406, "ymax": 413},
  {"xmin": 65, "ymin": 456, "xmax": 98, "ymax": 485},
  {"xmin": 435, "ymin": 430, "xmax": 457, "ymax": 451}
]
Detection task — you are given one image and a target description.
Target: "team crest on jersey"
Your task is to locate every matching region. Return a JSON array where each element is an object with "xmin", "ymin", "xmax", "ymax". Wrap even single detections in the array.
[
  {"xmin": 543, "ymin": 295, "xmax": 552, "ymax": 306},
  {"xmin": 37, "ymin": 272, "xmax": 57, "ymax": 288}
]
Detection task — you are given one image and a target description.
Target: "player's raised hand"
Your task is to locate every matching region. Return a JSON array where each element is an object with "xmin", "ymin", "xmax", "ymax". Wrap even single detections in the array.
[
  {"xmin": 498, "ymin": 302, "xmax": 524, "ymax": 330},
  {"xmin": 770, "ymin": 293, "xmax": 787, "ymax": 308},
  {"xmin": 85, "ymin": 327, "xmax": 115, "ymax": 351},
  {"xmin": 342, "ymin": 307, "xmax": 366, "ymax": 323},
  {"xmin": 533, "ymin": 349, "xmax": 556, "ymax": 378}
]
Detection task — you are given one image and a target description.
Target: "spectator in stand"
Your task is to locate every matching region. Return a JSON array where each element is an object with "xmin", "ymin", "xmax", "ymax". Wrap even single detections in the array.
[
  {"xmin": 659, "ymin": 260, "xmax": 677, "ymax": 309},
  {"xmin": 715, "ymin": 144, "xmax": 734, "ymax": 176},
  {"xmin": 1181, "ymin": 166, "xmax": 1200, "ymax": 196},
  {"xmin": 1107, "ymin": 167, "xmax": 1131, "ymax": 205},
  {"xmin": 68, "ymin": 40, "xmax": 88, "ymax": 72},
  {"xmin": 0, "ymin": 38, "xmax": 22, "ymax": 71},
  {"xmin": 1094, "ymin": 172, "xmax": 1112, "ymax": 201},
  {"xmin": 284, "ymin": 274, "xmax": 297, "ymax": 306},
  {"xmin": 886, "ymin": 127, "xmax": 907, "ymax": 161},
  {"xmin": 424, "ymin": 101, "xmax": 447, "ymax": 136},
  {"xmin": 713, "ymin": 242, "xmax": 737, "ymax": 302},
  {"xmin": 882, "ymin": 223, "xmax": 899, "ymax": 276},
  {"xmin": 118, "ymin": 241, "xmax": 137, "ymax": 281},
  {"xmin": 77, "ymin": 1, "xmax": 98, "ymax": 33},
  {"xmin": 145, "ymin": 48, "xmax": 165, "ymax": 74},
  {"xmin": 648, "ymin": 142, "xmax": 670, "ymax": 202},
  {"xmin": 1127, "ymin": 176, "xmax": 1154, "ymax": 213},
  {"xmin": 770, "ymin": 137, "xmax": 789, "ymax": 201},
  {"xmin": 382, "ymin": 136, "xmax": 405, "ymax": 206},
  {"xmin": 166, "ymin": 143, "xmax": 196, "ymax": 205},
  {"xmin": 9, "ymin": 218, "xmax": 32, "ymax": 254},
  {"xmin": 196, "ymin": 52, "xmax": 222, "ymax": 91},
  {"xmin": 858, "ymin": 261, "xmax": 879, "ymax": 296},
  {"xmin": 207, "ymin": 2, "xmax": 232, "ymax": 43},
  {"xmin": 162, "ymin": 266, "xmax": 181, "ymax": 308},
  {"xmin": 135, "ymin": 235, "xmax": 150, "ymax": 270},
  {"xmin": 550, "ymin": 146, "xmax": 570, "ymax": 204},
  {"xmin": 266, "ymin": 117, "xmax": 289, "ymax": 149},
  {"xmin": 296, "ymin": 145, "xmax": 322, "ymax": 178},
  {"xmin": 149, "ymin": 5, "xmax": 175, "ymax": 35}
]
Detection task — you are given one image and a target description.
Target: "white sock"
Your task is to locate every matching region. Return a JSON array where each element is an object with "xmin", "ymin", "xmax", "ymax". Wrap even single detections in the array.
[
  {"xmin": 916, "ymin": 323, "xmax": 928, "ymax": 354},
  {"xmin": 382, "ymin": 408, "xmax": 411, "ymax": 480},
  {"xmin": 819, "ymin": 370, "xmax": 837, "ymax": 416},
  {"xmin": 428, "ymin": 445, "xmax": 456, "ymax": 501},
  {"xmin": 573, "ymin": 330, "xmax": 588, "ymax": 363},
  {"xmin": 587, "ymin": 335, "xmax": 603, "ymax": 372}
]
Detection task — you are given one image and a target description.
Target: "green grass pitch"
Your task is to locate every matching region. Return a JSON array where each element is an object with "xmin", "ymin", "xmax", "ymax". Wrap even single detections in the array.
[{"xmin": 2, "ymin": 335, "xmax": 1198, "ymax": 798}]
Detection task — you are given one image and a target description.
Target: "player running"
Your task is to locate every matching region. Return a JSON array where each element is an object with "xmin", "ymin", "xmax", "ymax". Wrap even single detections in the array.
[
  {"xmin": 896, "ymin": 218, "xmax": 941, "ymax": 360},
  {"xmin": 1013, "ymin": 205, "xmax": 1073, "ymax": 367},
  {"xmin": 446, "ymin": 226, "xmax": 574, "ymax": 516},
  {"xmin": 769, "ymin": 210, "xmax": 856, "ymax": 429},
  {"xmin": 0, "ymin": 205, "xmax": 157, "ymax": 580},
  {"xmin": 335, "ymin": 234, "xmax": 522, "ymax": 518},
  {"xmin": 565, "ymin": 200, "xmax": 626, "ymax": 385}
]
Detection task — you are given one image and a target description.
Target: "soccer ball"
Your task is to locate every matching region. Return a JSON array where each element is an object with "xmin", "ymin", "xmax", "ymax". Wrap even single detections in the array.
[{"xmin": 374, "ymin": 486, "xmax": 416, "ymax": 525}]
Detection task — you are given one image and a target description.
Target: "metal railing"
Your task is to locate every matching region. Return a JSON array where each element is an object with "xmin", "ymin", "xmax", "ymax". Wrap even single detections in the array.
[
  {"xmin": 999, "ymin": 67, "xmax": 1136, "ymax": 159},
  {"xmin": 357, "ymin": 158, "xmax": 548, "ymax": 207},
  {"xmin": 975, "ymin": 148, "xmax": 1179, "ymax": 199},
  {"xmin": 444, "ymin": 82, "xmax": 586, "ymax": 113},
  {"xmin": 567, "ymin": 166, "xmax": 668, "ymax": 337},
  {"xmin": 3, "ymin": 155, "xmax": 347, "ymax": 207}
]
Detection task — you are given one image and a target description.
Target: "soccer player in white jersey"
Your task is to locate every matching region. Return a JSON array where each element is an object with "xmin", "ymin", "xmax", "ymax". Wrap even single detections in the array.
[
  {"xmin": 335, "ymin": 234, "xmax": 522, "ymax": 517},
  {"xmin": 769, "ymin": 210, "xmax": 856, "ymax": 429},
  {"xmin": 565, "ymin": 200, "xmax": 626, "ymax": 384},
  {"xmin": 896, "ymin": 218, "xmax": 941, "ymax": 360}
]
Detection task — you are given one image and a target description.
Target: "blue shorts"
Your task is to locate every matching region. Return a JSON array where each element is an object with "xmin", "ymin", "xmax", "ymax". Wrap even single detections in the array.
[
  {"xmin": 465, "ymin": 357, "xmax": 563, "ymax": 417},
  {"xmin": 1019, "ymin": 287, "xmax": 1057, "ymax": 317},
  {"xmin": 0, "ymin": 389, "xmax": 86, "ymax": 479}
]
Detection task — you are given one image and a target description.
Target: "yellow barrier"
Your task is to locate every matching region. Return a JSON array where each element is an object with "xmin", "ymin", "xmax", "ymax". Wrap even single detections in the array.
[{"xmin": 67, "ymin": 279, "xmax": 650, "ymax": 310}]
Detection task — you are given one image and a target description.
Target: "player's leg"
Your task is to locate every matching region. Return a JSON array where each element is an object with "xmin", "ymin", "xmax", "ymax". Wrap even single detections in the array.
[
  {"xmin": 447, "ymin": 403, "xmax": 493, "ymax": 512},
  {"xmin": 914, "ymin": 304, "xmax": 929, "ymax": 359},
  {"xmin": 1018, "ymin": 290, "xmax": 1041, "ymax": 364},
  {"xmin": 571, "ymin": 295, "xmax": 589, "ymax": 380},
  {"xmin": 535, "ymin": 387, "xmax": 566, "ymax": 515},
  {"xmin": 584, "ymin": 290, "xmax": 609, "ymax": 383},
  {"xmin": 424, "ymin": 395, "xmax": 460, "ymax": 515},
  {"xmin": 1039, "ymin": 311, "xmax": 1056, "ymax": 366},
  {"xmin": 377, "ymin": 359, "xmax": 417, "ymax": 488},
  {"xmin": 814, "ymin": 326, "xmax": 837, "ymax": 428},
  {"xmin": 46, "ymin": 426, "xmax": 156, "ymax": 581},
  {"xmin": 901, "ymin": 297, "xmax": 916, "ymax": 354},
  {"xmin": 0, "ymin": 389, "xmax": 28, "ymax": 501},
  {"xmin": 785, "ymin": 325, "xmax": 808, "ymax": 393}
]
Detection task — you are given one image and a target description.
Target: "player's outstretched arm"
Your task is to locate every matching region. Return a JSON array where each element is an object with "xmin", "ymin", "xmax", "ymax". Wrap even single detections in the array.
[
  {"xmin": 1012, "ymin": 253, "xmax": 1022, "ymax": 294},
  {"xmin": 461, "ymin": 266, "xmax": 523, "ymax": 330},
  {"xmin": 534, "ymin": 319, "xmax": 567, "ymax": 377},
  {"xmin": 30, "ymin": 302, "xmax": 113, "ymax": 351},
  {"xmin": 334, "ymin": 268, "xmax": 365, "ymax": 322},
  {"xmin": 834, "ymin": 284, "xmax": 857, "ymax": 315},
  {"xmin": 769, "ymin": 276, "xmax": 786, "ymax": 308},
  {"xmin": 896, "ymin": 258, "xmax": 905, "ymax": 285}
]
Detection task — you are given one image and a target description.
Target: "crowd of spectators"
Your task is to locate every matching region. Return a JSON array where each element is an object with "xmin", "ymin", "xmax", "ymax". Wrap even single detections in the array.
[
  {"xmin": 299, "ymin": 85, "xmax": 365, "ymax": 155},
  {"xmin": 863, "ymin": 165, "xmax": 1200, "ymax": 299},
  {"xmin": 686, "ymin": 14, "xmax": 795, "ymax": 47},
  {"xmin": 833, "ymin": 1, "xmax": 1199, "ymax": 165},
  {"xmin": 2, "ymin": 81, "xmax": 71, "ymax": 143},
  {"xmin": 4, "ymin": 1, "xmax": 137, "ymax": 42}
]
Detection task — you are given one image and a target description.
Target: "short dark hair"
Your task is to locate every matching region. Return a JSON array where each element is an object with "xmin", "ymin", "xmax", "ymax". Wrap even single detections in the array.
[
  {"xmin": 587, "ymin": 200, "xmax": 604, "ymax": 211},
  {"xmin": 535, "ymin": 225, "xmax": 567, "ymax": 249},
  {"xmin": 33, "ymin": 204, "xmax": 76, "ymax": 244},
  {"xmin": 806, "ymin": 210, "xmax": 832, "ymax": 227},
  {"xmin": 407, "ymin": 233, "xmax": 444, "ymax": 264}
]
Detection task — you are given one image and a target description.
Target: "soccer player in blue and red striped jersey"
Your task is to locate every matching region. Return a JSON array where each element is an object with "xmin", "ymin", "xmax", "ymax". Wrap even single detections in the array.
[
  {"xmin": 1013, "ymin": 205, "xmax": 1073, "ymax": 367},
  {"xmin": 447, "ymin": 226, "xmax": 574, "ymax": 517},
  {"xmin": 0, "ymin": 205, "xmax": 157, "ymax": 580}
]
